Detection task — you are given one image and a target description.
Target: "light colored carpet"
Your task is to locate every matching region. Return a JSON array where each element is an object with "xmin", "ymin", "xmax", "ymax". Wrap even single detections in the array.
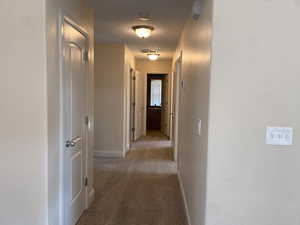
[{"xmin": 77, "ymin": 131, "xmax": 188, "ymax": 225}]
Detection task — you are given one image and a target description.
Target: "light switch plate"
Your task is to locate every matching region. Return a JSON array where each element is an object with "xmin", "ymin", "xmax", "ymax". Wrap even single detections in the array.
[{"xmin": 266, "ymin": 127, "xmax": 293, "ymax": 146}]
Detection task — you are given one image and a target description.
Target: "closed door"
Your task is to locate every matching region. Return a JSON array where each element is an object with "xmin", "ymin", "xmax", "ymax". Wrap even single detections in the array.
[
  {"xmin": 171, "ymin": 71, "xmax": 177, "ymax": 147},
  {"xmin": 171, "ymin": 58, "xmax": 181, "ymax": 162},
  {"xmin": 62, "ymin": 19, "xmax": 88, "ymax": 225}
]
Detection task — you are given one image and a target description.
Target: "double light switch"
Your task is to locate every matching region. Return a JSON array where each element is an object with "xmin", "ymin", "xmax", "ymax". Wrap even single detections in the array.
[{"xmin": 266, "ymin": 127, "xmax": 293, "ymax": 146}]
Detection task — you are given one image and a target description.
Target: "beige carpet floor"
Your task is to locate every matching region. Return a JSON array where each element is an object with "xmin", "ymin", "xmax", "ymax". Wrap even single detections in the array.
[{"xmin": 77, "ymin": 131, "xmax": 188, "ymax": 225}]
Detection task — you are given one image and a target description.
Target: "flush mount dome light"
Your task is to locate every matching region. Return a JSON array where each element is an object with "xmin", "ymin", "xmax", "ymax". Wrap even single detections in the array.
[
  {"xmin": 147, "ymin": 52, "xmax": 160, "ymax": 61},
  {"xmin": 132, "ymin": 25, "xmax": 154, "ymax": 39}
]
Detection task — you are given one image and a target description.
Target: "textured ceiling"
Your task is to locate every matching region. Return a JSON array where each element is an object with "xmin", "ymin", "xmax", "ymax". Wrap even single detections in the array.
[{"xmin": 90, "ymin": 0, "xmax": 194, "ymax": 60}]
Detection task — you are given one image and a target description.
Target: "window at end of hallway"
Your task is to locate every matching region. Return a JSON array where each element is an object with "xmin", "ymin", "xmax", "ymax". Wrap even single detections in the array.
[{"xmin": 150, "ymin": 79, "xmax": 162, "ymax": 107}]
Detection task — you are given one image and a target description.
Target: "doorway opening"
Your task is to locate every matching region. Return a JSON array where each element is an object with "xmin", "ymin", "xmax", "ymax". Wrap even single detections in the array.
[{"xmin": 146, "ymin": 74, "xmax": 167, "ymax": 134}]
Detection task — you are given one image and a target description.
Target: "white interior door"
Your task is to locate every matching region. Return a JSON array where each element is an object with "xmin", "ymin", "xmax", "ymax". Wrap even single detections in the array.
[
  {"xmin": 62, "ymin": 19, "xmax": 88, "ymax": 225},
  {"xmin": 134, "ymin": 71, "xmax": 143, "ymax": 140},
  {"xmin": 171, "ymin": 58, "xmax": 181, "ymax": 162},
  {"xmin": 171, "ymin": 72, "xmax": 177, "ymax": 146},
  {"xmin": 163, "ymin": 76, "xmax": 169, "ymax": 135}
]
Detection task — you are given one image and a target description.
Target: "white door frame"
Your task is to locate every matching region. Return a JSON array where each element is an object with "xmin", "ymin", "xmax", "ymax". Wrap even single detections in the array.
[
  {"xmin": 129, "ymin": 69, "xmax": 136, "ymax": 145},
  {"xmin": 143, "ymin": 73, "xmax": 148, "ymax": 136},
  {"xmin": 58, "ymin": 13, "xmax": 90, "ymax": 225},
  {"xmin": 125, "ymin": 66, "xmax": 133, "ymax": 155},
  {"xmin": 171, "ymin": 53, "xmax": 182, "ymax": 162}
]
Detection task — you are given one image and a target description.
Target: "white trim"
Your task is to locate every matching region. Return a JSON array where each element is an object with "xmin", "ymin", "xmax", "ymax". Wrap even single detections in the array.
[
  {"xmin": 125, "ymin": 144, "xmax": 131, "ymax": 157},
  {"xmin": 125, "ymin": 66, "xmax": 133, "ymax": 158},
  {"xmin": 94, "ymin": 150, "xmax": 124, "ymax": 158},
  {"xmin": 143, "ymin": 72, "xmax": 147, "ymax": 136},
  {"xmin": 64, "ymin": 17, "xmax": 88, "ymax": 37},
  {"xmin": 87, "ymin": 188, "xmax": 95, "ymax": 207},
  {"xmin": 172, "ymin": 53, "xmax": 182, "ymax": 163},
  {"xmin": 58, "ymin": 12, "xmax": 65, "ymax": 225},
  {"xmin": 177, "ymin": 170, "xmax": 191, "ymax": 225}
]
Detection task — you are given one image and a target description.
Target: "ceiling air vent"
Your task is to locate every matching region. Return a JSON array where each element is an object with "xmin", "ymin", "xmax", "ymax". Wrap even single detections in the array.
[{"xmin": 138, "ymin": 12, "xmax": 151, "ymax": 21}]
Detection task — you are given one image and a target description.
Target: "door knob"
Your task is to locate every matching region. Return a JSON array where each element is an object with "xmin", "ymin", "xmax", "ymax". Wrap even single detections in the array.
[
  {"xmin": 65, "ymin": 136, "xmax": 82, "ymax": 148},
  {"xmin": 66, "ymin": 140, "xmax": 75, "ymax": 148}
]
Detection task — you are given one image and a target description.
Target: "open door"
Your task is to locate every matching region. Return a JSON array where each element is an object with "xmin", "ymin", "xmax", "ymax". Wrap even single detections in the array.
[
  {"xmin": 61, "ymin": 17, "xmax": 88, "ymax": 225},
  {"xmin": 130, "ymin": 69, "xmax": 136, "ymax": 144},
  {"xmin": 171, "ymin": 57, "xmax": 182, "ymax": 162}
]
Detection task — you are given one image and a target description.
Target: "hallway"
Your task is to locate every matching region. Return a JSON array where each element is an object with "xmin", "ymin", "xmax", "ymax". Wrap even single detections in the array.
[{"xmin": 77, "ymin": 131, "xmax": 187, "ymax": 225}]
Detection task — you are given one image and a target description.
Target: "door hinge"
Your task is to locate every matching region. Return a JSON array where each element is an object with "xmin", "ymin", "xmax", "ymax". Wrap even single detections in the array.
[
  {"xmin": 132, "ymin": 128, "xmax": 135, "ymax": 132},
  {"xmin": 85, "ymin": 116, "xmax": 89, "ymax": 126},
  {"xmin": 83, "ymin": 50, "xmax": 89, "ymax": 63},
  {"xmin": 133, "ymin": 76, "xmax": 136, "ymax": 81},
  {"xmin": 85, "ymin": 177, "xmax": 88, "ymax": 186},
  {"xmin": 132, "ymin": 102, "xmax": 136, "ymax": 106}
]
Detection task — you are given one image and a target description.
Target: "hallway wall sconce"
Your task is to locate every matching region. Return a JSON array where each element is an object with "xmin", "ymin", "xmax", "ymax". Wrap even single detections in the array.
[
  {"xmin": 132, "ymin": 25, "xmax": 154, "ymax": 39},
  {"xmin": 147, "ymin": 52, "xmax": 160, "ymax": 61}
]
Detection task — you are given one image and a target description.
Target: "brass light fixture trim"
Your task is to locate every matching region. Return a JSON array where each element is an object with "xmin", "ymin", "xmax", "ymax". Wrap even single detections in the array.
[{"xmin": 132, "ymin": 25, "xmax": 154, "ymax": 39}]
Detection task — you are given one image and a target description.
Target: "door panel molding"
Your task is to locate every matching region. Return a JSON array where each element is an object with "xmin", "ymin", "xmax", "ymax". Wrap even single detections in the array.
[{"xmin": 58, "ymin": 13, "xmax": 91, "ymax": 225}]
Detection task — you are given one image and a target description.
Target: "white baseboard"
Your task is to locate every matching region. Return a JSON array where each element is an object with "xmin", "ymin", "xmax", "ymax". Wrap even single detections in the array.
[
  {"xmin": 94, "ymin": 150, "xmax": 123, "ymax": 158},
  {"xmin": 87, "ymin": 188, "xmax": 95, "ymax": 207},
  {"xmin": 178, "ymin": 170, "xmax": 192, "ymax": 225}
]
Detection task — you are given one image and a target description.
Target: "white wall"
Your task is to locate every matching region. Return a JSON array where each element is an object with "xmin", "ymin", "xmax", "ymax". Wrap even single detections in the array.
[
  {"xmin": 94, "ymin": 43, "xmax": 135, "ymax": 157},
  {"xmin": 0, "ymin": 0, "xmax": 94, "ymax": 224},
  {"xmin": 46, "ymin": 0, "xmax": 94, "ymax": 224},
  {"xmin": 95, "ymin": 43, "xmax": 125, "ymax": 156},
  {"xmin": 135, "ymin": 59, "xmax": 173, "ymax": 136},
  {"xmin": 176, "ymin": 1, "xmax": 300, "ymax": 225},
  {"xmin": 206, "ymin": 0, "xmax": 300, "ymax": 224},
  {"xmin": 0, "ymin": 0, "xmax": 48, "ymax": 225},
  {"xmin": 172, "ymin": 0, "xmax": 213, "ymax": 225}
]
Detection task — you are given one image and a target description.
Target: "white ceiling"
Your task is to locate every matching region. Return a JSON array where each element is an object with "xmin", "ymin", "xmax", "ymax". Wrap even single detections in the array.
[{"xmin": 90, "ymin": 0, "xmax": 195, "ymax": 60}]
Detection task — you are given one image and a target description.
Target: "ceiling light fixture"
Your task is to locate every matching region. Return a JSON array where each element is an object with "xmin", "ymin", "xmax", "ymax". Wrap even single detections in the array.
[
  {"xmin": 147, "ymin": 52, "xmax": 160, "ymax": 61},
  {"xmin": 132, "ymin": 25, "xmax": 154, "ymax": 39}
]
